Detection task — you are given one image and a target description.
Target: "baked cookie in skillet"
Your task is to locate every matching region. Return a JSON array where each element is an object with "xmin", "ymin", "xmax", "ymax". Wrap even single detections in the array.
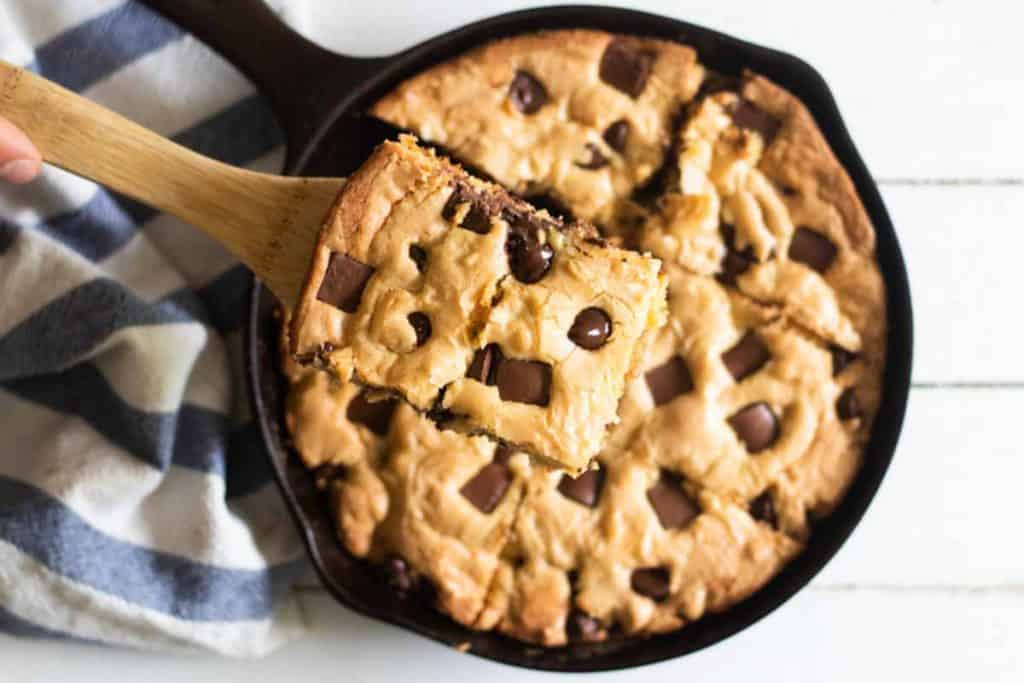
[
  {"xmin": 279, "ymin": 35, "xmax": 887, "ymax": 648},
  {"xmin": 280, "ymin": 265, "xmax": 876, "ymax": 644}
]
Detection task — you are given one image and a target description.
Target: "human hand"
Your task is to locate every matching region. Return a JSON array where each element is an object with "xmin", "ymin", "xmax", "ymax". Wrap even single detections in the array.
[{"xmin": 0, "ymin": 115, "xmax": 41, "ymax": 183}]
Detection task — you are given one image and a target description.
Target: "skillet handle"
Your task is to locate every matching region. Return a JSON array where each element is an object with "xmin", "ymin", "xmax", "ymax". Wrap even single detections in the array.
[{"xmin": 138, "ymin": 0, "xmax": 383, "ymax": 163}]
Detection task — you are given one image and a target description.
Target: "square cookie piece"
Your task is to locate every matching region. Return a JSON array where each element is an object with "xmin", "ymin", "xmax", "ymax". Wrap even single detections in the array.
[{"xmin": 290, "ymin": 137, "xmax": 667, "ymax": 474}]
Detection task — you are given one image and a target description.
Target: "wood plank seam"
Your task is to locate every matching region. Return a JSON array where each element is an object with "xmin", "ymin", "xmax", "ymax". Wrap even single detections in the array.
[
  {"xmin": 810, "ymin": 584, "xmax": 1024, "ymax": 595},
  {"xmin": 878, "ymin": 178, "xmax": 1023, "ymax": 186},
  {"xmin": 911, "ymin": 382, "xmax": 1024, "ymax": 389}
]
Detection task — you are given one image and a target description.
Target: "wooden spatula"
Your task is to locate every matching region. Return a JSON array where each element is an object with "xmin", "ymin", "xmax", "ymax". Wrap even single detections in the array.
[{"xmin": 0, "ymin": 60, "xmax": 343, "ymax": 308}]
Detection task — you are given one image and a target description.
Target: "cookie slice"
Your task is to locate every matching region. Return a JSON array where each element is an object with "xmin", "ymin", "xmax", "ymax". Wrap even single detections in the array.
[
  {"xmin": 327, "ymin": 404, "xmax": 530, "ymax": 625},
  {"xmin": 474, "ymin": 458, "xmax": 609, "ymax": 645},
  {"xmin": 290, "ymin": 137, "xmax": 668, "ymax": 475},
  {"xmin": 353, "ymin": 408, "xmax": 530, "ymax": 626},
  {"xmin": 638, "ymin": 71, "xmax": 885, "ymax": 369},
  {"xmin": 283, "ymin": 347, "xmax": 529, "ymax": 625},
  {"xmin": 371, "ymin": 30, "xmax": 704, "ymax": 224}
]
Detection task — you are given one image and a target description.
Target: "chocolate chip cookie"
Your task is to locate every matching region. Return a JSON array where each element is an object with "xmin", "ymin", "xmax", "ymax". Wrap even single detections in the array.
[
  {"xmin": 290, "ymin": 137, "xmax": 667, "ymax": 475},
  {"xmin": 282, "ymin": 34, "xmax": 887, "ymax": 647},
  {"xmin": 372, "ymin": 30, "xmax": 703, "ymax": 225}
]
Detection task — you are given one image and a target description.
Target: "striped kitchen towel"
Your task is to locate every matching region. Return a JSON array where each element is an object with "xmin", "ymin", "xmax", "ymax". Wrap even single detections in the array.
[{"xmin": 0, "ymin": 0, "xmax": 314, "ymax": 656}]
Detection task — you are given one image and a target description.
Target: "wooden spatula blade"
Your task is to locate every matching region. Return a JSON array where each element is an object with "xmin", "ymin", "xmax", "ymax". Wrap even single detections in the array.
[{"xmin": 0, "ymin": 59, "xmax": 343, "ymax": 309}]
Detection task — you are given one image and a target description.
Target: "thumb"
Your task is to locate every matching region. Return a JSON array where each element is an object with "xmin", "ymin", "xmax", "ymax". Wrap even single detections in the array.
[{"xmin": 0, "ymin": 115, "xmax": 42, "ymax": 184}]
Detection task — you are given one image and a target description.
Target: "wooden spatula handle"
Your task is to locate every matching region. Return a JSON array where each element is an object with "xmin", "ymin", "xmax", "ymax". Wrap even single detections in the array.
[{"xmin": 0, "ymin": 60, "xmax": 342, "ymax": 307}]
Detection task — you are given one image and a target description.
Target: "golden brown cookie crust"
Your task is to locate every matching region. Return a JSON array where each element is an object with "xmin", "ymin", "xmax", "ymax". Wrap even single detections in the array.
[
  {"xmin": 281, "ymin": 39, "xmax": 887, "ymax": 648},
  {"xmin": 372, "ymin": 30, "xmax": 704, "ymax": 224}
]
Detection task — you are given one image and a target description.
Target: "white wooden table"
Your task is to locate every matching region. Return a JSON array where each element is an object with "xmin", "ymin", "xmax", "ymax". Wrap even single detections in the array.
[{"xmin": 2, "ymin": 0, "xmax": 1021, "ymax": 680}]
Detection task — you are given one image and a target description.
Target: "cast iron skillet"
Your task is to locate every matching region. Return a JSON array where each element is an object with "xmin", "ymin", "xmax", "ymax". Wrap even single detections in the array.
[{"xmin": 140, "ymin": 0, "xmax": 913, "ymax": 671}]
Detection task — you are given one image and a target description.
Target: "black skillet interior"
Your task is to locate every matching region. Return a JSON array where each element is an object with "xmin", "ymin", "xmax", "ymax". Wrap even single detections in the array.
[{"xmin": 140, "ymin": 0, "xmax": 913, "ymax": 672}]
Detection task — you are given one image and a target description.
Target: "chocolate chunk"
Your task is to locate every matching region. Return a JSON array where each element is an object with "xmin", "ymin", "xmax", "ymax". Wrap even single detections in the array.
[
  {"xmin": 646, "ymin": 471, "xmax": 699, "ymax": 530},
  {"xmin": 505, "ymin": 216, "xmax": 554, "ymax": 283},
  {"xmin": 830, "ymin": 345, "xmax": 857, "ymax": 376},
  {"xmin": 567, "ymin": 608, "xmax": 602, "ymax": 642},
  {"xmin": 558, "ymin": 467, "xmax": 605, "ymax": 507},
  {"xmin": 576, "ymin": 143, "xmax": 609, "ymax": 170},
  {"xmin": 836, "ymin": 388, "xmax": 861, "ymax": 420},
  {"xmin": 441, "ymin": 187, "xmax": 464, "ymax": 220},
  {"xmin": 718, "ymin": 223, "xmax": 756, "ymax": 285},
  {"xmin": 789, "ymin": 227, "xmax": 837, "ymax": 273},
  {"xmin": 728, "ymin": 402, "xmax": 780, "ymax": 453},
  {"xmin": 630, "ymin": 567, "xmax": 670, "ymax": 601},
  {"xmin": 467, "ymin": 343, "xmax": 502, "ymax": 384},
  {"xmin": 603, "ymin": 119, "xmax": 630, "ymax": 153},
  {"xmin": 407, "ymin": 312, "xmax": 432, "ymax": 347},
  {"xmin": 721, "ymin": 331, "xmax": 771, "ymax": 381},
  {"xmin": 442, "ymin": 187, "xmax": 492, "ymax": 234},
  {"xmin": 409, "ymin": 244, "xmax": 427, "ymax": 272},
  {"xmin": 440, "ymin": 190, "xmax": 465, "ymax": 222},
  {"xmin": 495, "ymin": 358, "xmax": 552, "ymax": 406},
  {"xmin": 460, "ymin": 455, "xmax": 513, "ymax": 513},
  {"xmin": 316, "ymin": 252, "xmax": 375, "ymax": 313},
  {"xmin": 492, "ymin": 444, "xmax": 514, "ymax": 465},
  {"xmin": 346, "ymin": 390, "xmax": 398, "ymax": 436},
  {"xmin": 599, "ymin": 39, "xmax": 655, "ymax": 98},
  {"xmin": 569, "ymin": 307, "xmax": 612, "ymax": 350},
  {"xmin": 730, "ymin": 100, "xmax": 781, "ymax": 144},
  {"xmin": 645, "ymin": 355, "xmax": 694, "ymax": 406},
  {"xmin": 384, "ymin": 556, "xmax": 414, "ymax": 594},
  {"xmin": 461, "ymin": 205, "xmax": 492, "ymax": 234},
  {"xmin": 508, "ymin": 70, "xmax": 549, "ymax": 114},
  {"xmin": 749, "ymin": 491, "xmax": 777, "ymax": 528}
]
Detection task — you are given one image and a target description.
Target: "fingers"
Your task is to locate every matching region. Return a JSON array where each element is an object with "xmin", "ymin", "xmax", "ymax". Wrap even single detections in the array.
[{"xmin": 0, "ymin": 115, "xmax": 42, "ymax": 184}]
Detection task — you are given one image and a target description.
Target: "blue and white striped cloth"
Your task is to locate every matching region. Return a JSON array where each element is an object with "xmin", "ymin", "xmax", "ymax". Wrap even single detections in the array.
[{"xmin": 0, "ymin": 0, "xmax": 316, "ymax": 656}]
